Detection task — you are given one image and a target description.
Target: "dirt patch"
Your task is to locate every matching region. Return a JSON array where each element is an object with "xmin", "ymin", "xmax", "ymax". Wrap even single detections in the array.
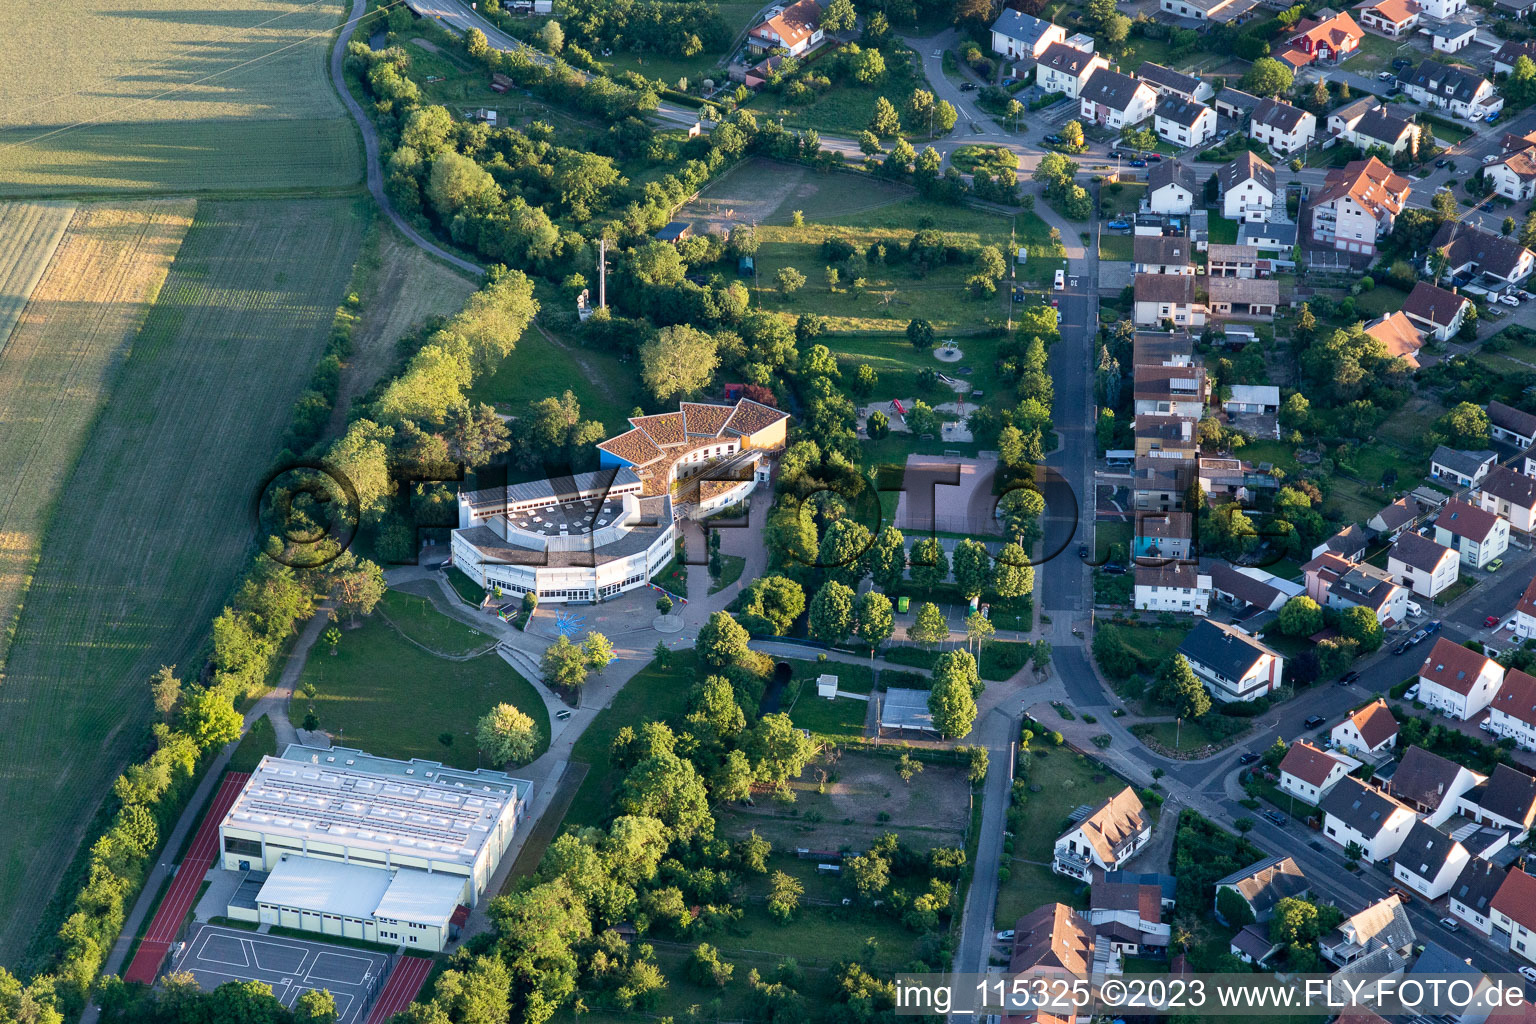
[
  {"xmin": 412, "ymin": 37, "xmax": 443, "ymax": 54},
  {"xmin": 716, "ymin": 748, "xmax": 971, "ymax": 854},
  {"xmin": 678, "ymin": 157, "xmax": 912, "ymax": 233}
]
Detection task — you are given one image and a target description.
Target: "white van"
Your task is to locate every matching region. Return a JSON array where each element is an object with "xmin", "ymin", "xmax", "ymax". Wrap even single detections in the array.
[{"xmin": 1054, "ymin": 269, "xmax": 1065, "ymax": 290}]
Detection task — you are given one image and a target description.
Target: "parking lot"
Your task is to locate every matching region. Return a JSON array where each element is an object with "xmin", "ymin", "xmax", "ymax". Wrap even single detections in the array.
[{"xmin": 171, "ymin": 924, "xmax": 390, "ymax": 1024}]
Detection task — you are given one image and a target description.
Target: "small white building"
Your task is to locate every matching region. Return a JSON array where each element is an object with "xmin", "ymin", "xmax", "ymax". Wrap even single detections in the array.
[
  {"xmin": 1492, "ymin": 401, "xmax": 1536, "ymax": 449},
  {"xmin": 1416, "ymin": 637, "xmax": 1505, "ymax": 722},
  {"xmin": 1279, "ymin": 741, "xmax": 1351, "ymax": 804},
  {"xmin": 1393, "ymin": 821, "xmax": 1472, "ymax": 901},
  {"xmin": 1249, "ymin": 97, "xmax": 1316, "ymax": 155},
  {"xmin": 1133, "ymin": 272, "xmax": 1206, "ymax": 327},
  {"xmin": 1391, "ymin": 745, "xmax": 1489, "ymax": 825},
  {"xmin": 1052, "ymin": 787, "xmax": 1152, "ymax": 881},
  {"xmin": 1034, "ymin": 42, "xmax": 1109, "ymax": 98},
  {"xmin": 1478, "ymin": 466, "xmax": 1536, "ymax": 534},
  {"xmin": 1486, "ymin": 668, "xmax": 1536, "ymax": 751},
  {"xmin": 1433, "ymin": 499, "xmax": 1510, "ymax": 570},
  {"xmin": 1147, "ymin": 160, "xmax": 1198, "ymax": 216},
  {"xmin": 1154, "ymin": 96, "xmax": 1216, "ymax": 149},
  {"xmin": 990, "ymin": 8, "xmax": 1067, "ymax": 60},
  {"xmin": 1133, "ymin": 561, "xmax": 1211, "ymax": 614},
  {"xmin": 1330, "ymin": 698, "xmax": 1398, "ymax": 758},
  {"xmin": 1222, "ymin": 384, "xmax": 1280, "ymax": 414},
  {"xmin": 1429, "ymin": 445, "xmax": 1498, "ymax": 489},
  {"xmin": 1387, "ymin": 531, "xmax": 1460, "ymax": 600},
  {"xmin": 1401, "ymin": 281, "xmax": 1472, "ymax": 342},
  {"xmin": 1516, "ymin": 578, "xmax": 1536, "ymax": 641},
  {"xmin": 1320, "ymin": 777, "xmax": 1417, "ymax": 861}
]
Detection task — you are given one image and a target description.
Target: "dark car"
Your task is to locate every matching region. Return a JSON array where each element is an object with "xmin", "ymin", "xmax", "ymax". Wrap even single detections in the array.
[
  {"xmin": 1129, "ymin": 158, "xmax": 1148, "ymax": 167},
  {"xmin": 1102, "ymin": 564, "xmax": 1127, "ymax": 575},
  {"xmin": 1393, "ymin": 57, "xmax": 1412, "ymax": 68},
  {"xmin": 1339, "ymin": 671, "xmax": 1360, "ymax": 685},
  {"xmin": 1146, "ymin": 153, "xmax": 1163, "ymax": 162},
  {"xmin": 1426, "ymin": 620, "xmax": 1442, "ymax": 635},
  {"xmin": 1044, "ymin": 133, "xmax": 1064, "ymax": 145},
  {"xmin": 959, "ymin": 82, "xmax": 978, "ymax": 91},
  {"xmin": 1263, "ymin": 810, "xmax": 1287, "ymax": 827},
  {"xmin": 1078, "ymin": 544, "xmax": 1090, "ymax": 558},
  {"xmin": 1304, "ymin": 715, "xmax": 1327, "ymax": 729},
  {"xmin": 1238, "ymin": 752, "xmax": 1261, "ymax": 765},
  {"xmin": 1435, "ymin": 158, "xmax": 1448, "ymax": 168},
  {"xmin": 1310, "ymin": 840, "xmax": 1326, "ymax": 852},
  {"xmin": 1394, "ymin": 642, "xmax": 1410, "ymax": 655}
]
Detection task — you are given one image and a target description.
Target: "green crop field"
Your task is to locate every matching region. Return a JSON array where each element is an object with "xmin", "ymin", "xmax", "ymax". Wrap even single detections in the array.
[
  {"xmin": 0, "ymin": 202, "xmax": 75, "ymax": 346},
  {"xmin": 0, "ymin": 198, "xmax": 364, "ymax": 963}
]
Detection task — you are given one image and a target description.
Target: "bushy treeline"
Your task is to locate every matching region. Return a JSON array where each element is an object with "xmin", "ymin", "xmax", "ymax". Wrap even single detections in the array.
[{"xmin": 553, "ymin": 0, "xmax": 733, "ymax": 59}]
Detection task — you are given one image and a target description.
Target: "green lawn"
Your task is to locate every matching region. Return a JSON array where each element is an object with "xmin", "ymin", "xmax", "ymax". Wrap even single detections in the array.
[
  {"xmin": 709, "ymin": 553, "xmax": 747, "ymax": 594},
  {"xmin": 227, "ymin": 716, "xmax": 278, "ymax": 774},
  {"xmin": 1424, "ymin": 114, "xmax": 1474, "ymax": 144},
  {"xmin": 376, "ymin": 589, "xmax": 492, "ymax": 656},
  {"xmin": 951, "ymin": 145, "xmax": 1020, "ymax": 176},
  {"xmin": 1208, "ymin": 214, "xmax": 1240, "ymax": 245},
  {"xmin": 1095, "ymin": 520, "xmax": 1132, "ymax": 563},
  {"xmin": 1353, "ymin": 284, "xmax": 1412, "ymax": 319},
  {"xmin": 744, "ymin": 43, "xmax": 935, "ymax": 140},
  {"xmin": 291, "ymin": 608, "xmax": 549, "ymax": 772},
  {"xmin": 1341, "ymin": 32, "xmax": 1413, "ymax": 73},
  {"xmin": 1131, "ymin": 717, "xmax": 1248, "ymax": 753},
  {"xmin": 445, "ymin": 566, "xmax": 487, "ymax": 606},
  {"xmin": 1099, "ymin": 233, "xmax": 1134, "ymax": 262}
]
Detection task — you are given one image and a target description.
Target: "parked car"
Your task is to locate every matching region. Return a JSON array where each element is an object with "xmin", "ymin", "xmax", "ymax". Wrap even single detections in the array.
[
  {"xmin": 1394, "ymin": 643, "xmax": 1411, "ymax": 655},
  {"xmin": 1393, "ymin": 57, "xmax": 1412, "ymax": 68},
  {"xmin": 1217, "ymin": 128, "xmax": 1231, "ymax": 139},
  {"xmin": 1487, "ymin": 615, "xmax": 1501, "ymax": 627},
  {"xmin": 1502, "ymin": 294, "xmax": 1522, "ymax": 307},
  {"xmin": 1405, "ymin": 684, "xmax": 1420, "ymax": 701},
  {"xmin": 996, "ymin": 929, "xmax": 1015, "ymax": 941},
  {"xmin": 1339, "ymin": 671, "xmax": 1361, "ymax": 685},
  {"xmin": 1519, "ymin": 290, "xmax": 1534, "ymax": 301},
  {"xmin": 1388, "ymin": 886, "xmax": 1414, "ymax": 903},
  {"xmin": 1304, "ymin": 715, "xmax": 1327, "ymax": 729},
  {"xmin": 1440, "ymin": 916, "xmax": 1460, "ymax": 931},
  {"xmin": 1489, "ymin": 112, "xmax": 1503, "ymax": 124},
  {"xmin": 1129, "ymin": 159, "xmax": 1148, "ymax": 167},
  {"xmin": 1425, "ymin": 620, "xmax": 1441, "ymax": 635},
  {"xmin": 1519, "ymin": 966, "xmax": 1536, "ymax": 985},
  {"xmin": 1238, "ymin": 752, "xmax": 1261, "ymax": 765},
  {"xmin": 1409, "ymin": 629, "xmax": 1428, "ymax": 644},
  {"xmin": 1146, "ymin": 153, "xmax": 1163, "ymax": 161},
  {"xmin": 1489, "ymin": 557, "xmax": 1506, "ymax": 571},
  {"xmin": 1484, "ymin": 153, "xmax": 1501, "ymax": 165},
  {"xmin": 1310, "ymin": 840, "xmax": 1326, "ymax": 852},
  {"xmin": 1078, "ymin": 544, "xmax": 1090, "ymax": 558},
  {"xmin": 1378, "ymin": 71, "xmax": 1395, "ymax": 81},
  {"xmin": 1436, "ymin": 159, "xmax": 1449, "ymax": 168},
  {"xmin": 1107, "ymin": 219, "xmax": 1131, "ymax": 230},
  {"xmin": 1102, "ymin": 564, "xmax": 1126, "ymax": 575},
  {"xmin": 960, "ymin": 82, "xmax": 977, "ymax": 91},
  {"xmin": 1044, "ymin": 133, "xmax": 1064, "ymax": 145},
  {"xmin": 1263, "ymin": 810, "xmax": 1287, "ymax": 827}
]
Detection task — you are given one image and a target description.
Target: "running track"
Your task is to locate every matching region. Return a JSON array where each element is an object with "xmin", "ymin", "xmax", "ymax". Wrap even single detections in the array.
[
  {"xmin": 363, "ymin": 956, "xmax": 433, "ymax": 1024},
  {"xmin": 123, "ymin": 773, "xmax": 249, "ymax": 985}
]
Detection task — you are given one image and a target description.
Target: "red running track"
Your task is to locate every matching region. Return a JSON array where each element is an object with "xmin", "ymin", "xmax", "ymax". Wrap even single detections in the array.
[
  {"xmin": 123, "ymin": 772, "xmax": 250, "ymax": 986},
  {"xmin": 364, "ymin": 956, "xmax": 433, "ymax": 1024}
]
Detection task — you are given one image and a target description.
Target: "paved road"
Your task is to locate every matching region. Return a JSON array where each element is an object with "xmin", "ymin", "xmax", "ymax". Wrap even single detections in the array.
[
  {"xmin": 950, "ymin": 709, "xmax": 1016, "ymax": 978},
  {"xmin": 331, "ymin": 0, "xmax": 483, "ymax": 276}
]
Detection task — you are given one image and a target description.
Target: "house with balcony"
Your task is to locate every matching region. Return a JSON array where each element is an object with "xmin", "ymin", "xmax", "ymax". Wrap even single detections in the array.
[
  {"xmin": 1428, "ymin": 222, "xmax": 1536, "ymax": 291},
  {"xmin": 1387, "ymin": 531, "xmax": 1460, "ymax": 600},
  {"xmin": 1219, "ymin": 152, "xmax": 1277, "ymax": 223},
  {"xmin": 1329, "ymin": 100, "xmax": 1421, "ymax": 158},
  {"xmin": 1089, "ymin": 881, "xmax": 1170, "ymax": 954},
  {"xmin": 1133, "ymin": 510, "xmax": 1194, "ymax": 560},
  {"xmin": 1389, "ymin": 745, "xmax": 1487, "ymax": 824},
  {"xmin": 747, "ymin": 0, "xmax": 825, "ymax": 55},
  {"xmin": 1416, "ymin": 638, "xmax": 1506, "ymax": 722},
  {"xmin": 1133, "ymin": 273, "xmax": 1207, "ymax": 327},
  {"xmin": 1034, "ymin": 42, "xmax": 1109, "ymax": 99},
  {"xmin": 1456, "ymin": 763, "xmax": 1536, "ymax": 840},
  {"xmin": 1132, "ymin": 362, "xmax": 1207, "ymax": 417},
  {"xmin": 1134, "ymin": 235, "xmax": 1194, "ymax": 275},
  {"xmin": 1478, "ymin": 466, "xmax": 1536, "ymax": 533},
  {"xmin": 1310, "ymin": 157, "xmax": 1411, "ymax": 257},
  {"xmin": 1433, "ymin": 498, "xmax": 1509, "ymax": 569},
  {"xmin": 1209, "ymin": 563, "xmax": 1293, "ymax": 615},
  {"xmin": 1358, "ymin": 0, "xmax": 1421, "ymax": 35},
  {"xmin": 1133, "ymin": 414, "xmax": 1198, "ymax": 460},
  {"xmin": 1080, "ymin": 70, "xmax": 1158, "ymax": 129},
  {"xmin": 1052, "ymin": 787, "xmax": 1151, "ymax": 881},
  {"xmin": 1133, "ymin": 561, "xmax": 1211, "ymax": 613},
  {"xmin": 1207, "ymin": 277, "xmax": 1280, "ymax": 318},
  {"xmin": 1176, "ymin": 618, "xmax": 1284, "ymax": 701},
  {"xmin": 1486, "ymin": 147, "xmax": 1536, "ymax": 202},
  {"xmin": 1284, "ymin": 10, "xmax": 1365, "ymax": 64}
]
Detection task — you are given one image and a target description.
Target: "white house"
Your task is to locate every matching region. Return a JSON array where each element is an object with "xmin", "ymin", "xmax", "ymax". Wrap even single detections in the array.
[
  {"xmin": 1429, "ymin": 222, "xmax": 1536, "ymax": 291},
  {"xmin": 1422, "ymin": 18, "xmax": 1477, "ymax": 54},
  {"xmin": 1434, "ymin": 499, "xmax": 1510, "ymax": 570},
  {"xmin": 1034, "ymin": 42, "xmax": 1109, "ymax": 98},
  {"xmin": 1053, "ymin": 787, "xmax": 1151, "ymax": 881},
  {"xmin": 1331, "ymin": 698, "xmax": 1398, "ymax": 758},
  {"xmin": 1429, "ymin": 445, "xmax": 1498, "ymax": 488},
  {"xmin": 1358, "ymin": 0, "xmax": 1420, "ymax": 36},
  {"xmin": 1491, "ymin": 401, "xmax": 1536, "ymax": 448},
  {"xmin": 1393, "ymin": 821, "xmax": 1473, "ymax": 901},
  {"xmin": 1457, "ymin": 763, "xmax": 1536, "ymax": 841},
  {"xmin": 747, "ymin": 0, "xmax": 824, "ymax": 56},
  {"xmin": 1416, "ymin": 638, "xmax": 1506, "ymax": 722},
  {"xmin": 1079, "ymin": 70, "xmax": 1157, "ymax": 129},
  {"xmin": 1133, "ymin": 272, "xmax": 1206, "ymax": 327},
  {"xmin": 1387, "ymin": 532, "xmax": 1460, "ymax": 600},
  {"xmin": 1478, "ymin": 466, "xmax": 1536, "ymax": 534},
  {"xmin": 1328, "ymin": 100, "xmax": 1421, "ymax": 158},
  {"xmin": 1214, "ymin": 856, "xmax": 1309, "ymax": 924},
  {"xmin": 1486, "ymin": 668, "xmax": 1536, "ymax": 751},
  {"xmin": 1176, "ymin": 618, "xmax": 1285, "ymax": 702},
  {"xmin": 1133, "ymin": 561, "xmax": 1211, "ymax": 614},
  {"xmin": 1147, "ymin": 160, "xmax": 1198, "ymax": 215},
  {"xmin": 1390, "ymin": 746, "xmax": 1487, "ymax": 826},
  {"xmin": 1249, "ymin": 97, "xmax": 1316, "ymax": 155},
  {"xmin": 1301, "ymin": 552, "xmax": 1410, "ymax": 627},
  {"xmin": 1490, "ymin": 869, "xmax": 1536, "ymax": 965},
  {"xmin": 1138, "ymin": 62, "xmax": 1214, "ymax": 102},
  {"xmin": 1088, "ymin": 881, "xmax": 1170, "ymax": 952},
  {"xmin": 1402, "ymin": 281, "xmax": 1472, "ymax": 342},
  {"xmin": 1320, "ymin": 777, "xmax": 1418, "ymax": 861},
  {"xmin": 1279, "ymin": 741, "xmax": 1351, "ymax": 804},
  {"xmin": 1450, "ymin": 858, "xmax": 1508, "ymax": 935},
  {"xmin": 1154, "ymin": 96, "xmax": 1217, "ymax": 149},
  {"xmin": 1398, "ymin": 59, "xmax": 1501, "ymax": 120},
  {"xmin": 1219, "ymin": 152, "xmax": 1277, "ymax": 223},
  {"xmin": 1517, "ymin": 578, "xmax": 1536, "ymax": 642},
  {"xmin": 1310, "ymin": 157, "xmax": 1411, "ymax": 257},
  {"xmin": 1487, "ymin": 149, "xmax": 1536, "ymax": 203},
  {"xmin": 990, "ymin": 8, "xmax": 1066, "ymax": 60},
  {"xmin": 1133, "ymin": 234, "xmax": 1195, "ymax": 274}
]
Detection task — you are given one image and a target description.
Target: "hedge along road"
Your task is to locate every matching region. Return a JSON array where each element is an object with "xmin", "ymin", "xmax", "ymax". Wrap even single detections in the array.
[{"xmin": 330, "ymin": 0, "xmax": 484, "ymax": 277}]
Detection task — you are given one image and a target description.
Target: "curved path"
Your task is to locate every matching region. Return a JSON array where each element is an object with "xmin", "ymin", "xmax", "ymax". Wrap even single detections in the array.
[{"xmin": 329, "ymin": 0, "xmax": 484, "ymax": 277}]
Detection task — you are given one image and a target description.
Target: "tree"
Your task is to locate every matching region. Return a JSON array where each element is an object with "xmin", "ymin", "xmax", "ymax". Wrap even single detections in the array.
[
  {"xmin": 542, "ymin": 634, "xmax": 590, "ymax": 692},
  {"xmin": 1507, "ymin": 55, "xmax": 1536, "ymax": 109},
  {"xmin": 767, "ymin": 870, "xmax": 804, "ymax": 922},
  {"xmin": 991, "ymin": 543, "xmax": 1034, "ymax": 600},
  {"xmin": 1061, "ymin": 119, "xmax": 1085, "ymax": 151},
  {"xmin": 1432, "ymin": 187, "xmax": 1459, "ymax": 220},
  {"xmin": 656, "ymin": 594, "xmax": 674, "ymax": 616},
  {"xmin": 951, "ymin": 539, "xmax": 992, "ymax": 600},
  {"xmin": 908, "ymin": 537, "xmax": 949, "ymax": 591},
  {"xmin": 775, "ymin": 266, "xmax": 806, "ymax": 296},
  {"xmin": 294, "ymin": 989, "xmax": 339, "ymax": 1024},
  {"xmin": 326, "ymin": 552, "xmax": 387, "ymax": 624},
  {"xmin": 869, "ymin": 95, "xmax": 902, "ymax": 136},
  {"xmin": 961, "ymin": 744, "xmax": 989, "ymax": 784},
  {"xmin": 907, "ymin": 601, "xmax": 949, "ymax": 647},
  {"xmin": 965, "ymin": 610, "xmax": 995, "ymax": 654},
  {"xmin": 1102, "ymin": 11, "xmax": 1130, "ymax": 44},
  {"xmin": 928, "ymin": 652, "xmax": 979, "ymax": 738},
  {"xmin": 689, "ymin": 943, "xmax": 735, "ymax": 987},
  {"xmin": 1031, "ymin": 640, "xmax": 1052, "ymax": 672},
  {"xmin": 1216, "ymin": 885, "xmax": 1256, "ymax": 928},
  {"xmin": 538, "ymin": 19, "xmax": 564, "ymax": 52},
  {"xmin": 1340, "ymin": 605, "xmax": 1384, "ymax": 653},
  {"xmin": 896, "ymin": 752, "xmax": 924, "ymax": 785},
  {"xmin": 181, "ymin": 686, "xmax": 242, "ymax": 748},
  {"xmin": 854, "ymin": 590, "xmax": 895, "ymax": 649},
  {"xmin": 1243, "ymin": 57, "xmax": 1293, "ymax": 97},
  {"xmin": 907, "ymin": 318, "xmax": 935, "ymax": 351},
  {"xmin": 1155, "ymin": 654, "xmax": 1211, "ymax": 719},
  {"xmin": 744, "ymin": 575, "xmax": 807, "ymax": 634},
  {"xmin": 853, "ymin": 48, "xmax": 887, "ymax": 83},
  {"xmin": 866, "ymin": 525, "xmax": 907, "ymax": 591},
  {"xmin": 1437, "ymin": 401, "xmax": 1491, "ymax": 448},
  {"xmin": 746, "ymin": 712, "xmax": 816, "ymax": 792},
  {"xmin": 583, "ymin": 631, "xmax": 615, "ymax": 669},
  {"xmin": 1278, "ymin": 595, "xmax": 1323, "ymax": 637},
  {"xmin": 821, "ymin": 0, "xmax": 856, "ymax": 31},
  {"xmin": 1309, "ymin": 76, "xmax": 1330, "ymax": 111},
  {"xmin": 698, "ymin": 611, "xmax": 753, "ymax": 669},
  {"xmin": 446, "ymin": 401, "xmax": 511, "ymax": 468},
  {"xmin": 641, "ymin": 325, "xmax": 719, "ymax": 401},
  {"xmin": 1270, "ymin": 897, "xmax": 1320, "ymax": 946},
  {"xmin": 150, "ymin": 665, "xmax": 181, "ymax": 722},
  {"xmin": 427, "ymin": 150, "xmax": 501, "ymax": 220},
  {"xmin": 808, "ymin": 580, "xmax": 856, "ymax": 644},
  {"xmin": 478, "ymin": 703, "xmax": 538, "ymax": 767}
]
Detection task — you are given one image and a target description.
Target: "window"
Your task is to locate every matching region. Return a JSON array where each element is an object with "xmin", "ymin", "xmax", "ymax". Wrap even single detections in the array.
[{"xmin": 225, "ymin": 836, "xmax": 262, "ymax": 857}]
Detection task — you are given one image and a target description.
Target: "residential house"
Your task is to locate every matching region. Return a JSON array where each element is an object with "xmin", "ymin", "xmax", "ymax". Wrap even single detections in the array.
[
  {"xmin": 1133, "ymin": 273, "xmax": 1207, "ymax": 327},
  {"xmin": 1147, "ymin": 158, "xmax": 1199, "ymax": 215},
  {"xmin": 1390, "ymin": 745, "xmax": 1488, "ymax": 824},
  {"xmin": 1310, "ymin": 157, "xmax": 1412, "ymax": 257},
  {"xmin": 1457, "ymin": 763, "xmax": 1536, "ymax": 840},
  {"xmin": 1132, "ymin": 457, "xmax": 1191, "ymax": 511},
  {"xmin": 1230, "ymin": 923, "xmax": 1283, "ymax": 965},
  {"xmin": 1137, "ymin": 62, "xmax": 1213, "ymax": 102},
  {"xmin": 1358, "ymin": 0, "xmax": 1421, "ymax": 36},
  {"xmin": 748, "ymin": 0, "xmax": 824, "ymax": 55},
  {"xmin": 1363, "ymin": 311, "xmax": 1425, "ymax": 369},
  {"xmin": 1399, "ymin": 59, "xmax": 1502, "ymax": 119},
  {"xmin": 1401, "ymin": 280, "xmax": 1472, "ymax": 341},
  {"xmin": 1133, "ymin": 363, "xmax": 1207, "ymax": 417},
  {"xmin": 1215, "ymin": 88, "xmax": 1262, "ymax": 123},
  {"xmin": 1198, "ymin": 456, "xmax": 1278, "ymax": 503},
  {"xmin": 1133, "ymin": 235, "xmax": 1195, "ymax": 274},
  {"xmin": 1280, "ymin": 741, "xmax": 1352, "ymax": 803},
  {"xmin": 1331, "ymin": 698, "xmax": 1399, "ymax": 758},
  {"xmin": 1133, "ymin": 414, "xmax": 1199, "ymax": 459},
  {"xmin": 1080, "ymin": 70, "xmax": 1158, "ymax": 129},
  {"xmin": 1249, "ymin": 97, "xmax": 1316, "ymax": 155},
  {"xmin": 1486, "ymin": 667, "xmax": 1536, "ymax": 750},
  {"xmin": 1102, "ymin": 870, "xmax": 1177, "ymax": 909},
  {"xmin": 1155, "ymin": 96, "xmax": 1217, "ymax": 148},
  {"xmin": 1302, "ymin": 552, "xmax": 1410, "ymax": 626},
  {"xmin": 1421, "ymin": 17, "xmax": 1477, "ymax": 54},
  {"xmin": 1430, "ymin": 445, "xmax": 1499, "ymax": 488},
  {"xmin": 1034, "ymin": 42, "xmax": 1109, "ymax": 99},
  {"xmin": 1176, "ymin": 618, "xmax": 1285, "ymax": 701},
  {"xmin": 1220, "ymin": 151, "xmax": 1278, "ymax": 223},
  {"xmin": 1133, "ymin": 510, "xmax": 1194, "ymax": 560},
  {"xmin": 1416, "ymin": 638, "xmax": 1506, "ymax": 722},
  {"xmin": 1213, "ymin": 855, "xmax": 1309, "ymax": 924},
  {"xmin": 1207, "ymin": 277, "xmax": 1280, "ymax": 317},
  {"xmin": 1208, "ymin": 244, "xmax": 1262, "ymax": 278},
  {"xmin": 1329, "ymin": 101, "xmax": 1421, "ymax": 158},
  {"xmin": 1159, "ymin": 0, "xmax": 1261, "ymax": 21},
  {"xmin": 1497, "ymin": 0, "xmax": 1536, "ymax": 19},
  {"xmin": 1489, "ymin": 145, "xmax": 1536, "ymax": 202},
  {"xmin": 1393, "ymin": 821, "xmax": 1474, "ymax": 900},
  {"xmin": 1052, "ymin": 787, "xmax": 1151, "ymax": 881},
  {"xmin": 1495, "ymin": 40, "xmax": 1536, "ymax": 76},
  {"xmin": 1089, "ymin": 882, "xmax": 1170, "ymax": 954},
  {"xmin": 1479, "ymin": 466, "xmax": 1536, "ymax": 533},
  {"xmin": 1388, "ymin": 531, "xmax": 1460, "ymax": 600},
  {"xmin": 1133, "ymin": 330, "xmax": 1194, "ymax": 367},
  {"xmin": 1490, "ymin": 401, "xmax": 1536, "ymax": 448},
  {"xmin": 1313, "ymin": 523, "xmax": 1369, "ymax": 561},
  {"xmin": 1369, "ymin": 495, "xmax": 1429, "ymax": 540},
  {"xmin": 1239, "ymin": 220, "xmax": 1296, "ymax": 248},
  {"xmin": 1428, "ymin": 222, "xmax": 1536, "ymax": 290},
  {"xmin": 1433, "ymin": 498, "xmax": 1510, "ymax": 569},
  {"xmin": 1284, "ymin": 10, "xmax": 1365, "ymax": 65},
  {"xmin": 1133, "ymin": 561, "xmax": 1211, "ymax": 613},
  {"xmin": 990, "ymin": 9, "xmax": 1066, "ymax": 60},
  {"xmin": 1516, "ymin": 577, "xmax": 1536, "ymax": 641},
  {"xmin": 1450, "ymin": 858, "xmax": 1508, "ymax": 935},
  {"xmin": 1490, "ymin": 868, "xmax": 1536, "ymax": 964},
  {"xmin": 1208, "ymin": 562, "xmax": 1291, "ymax": 614},
  {"xmin": 1008, "ymin": 903, "xmax": 1110, "ymax": 983},
  {"xmin": 1318, "ymin": 895, "xmax": 1415, "ymax": 965},
  {"xmin": 1223, "ymin": 383, "xmax": 1279, "ymax": 413}
]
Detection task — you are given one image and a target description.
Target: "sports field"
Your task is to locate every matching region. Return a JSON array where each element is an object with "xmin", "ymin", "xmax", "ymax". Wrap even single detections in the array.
[
  {"xmin": 0, "ymin": 0, "xmax": 360, "ymax": 193},
  {"xmin": 0, "ymin": 198, "xmax": 364, "ymax": 962},
  {"xmin": 0, "ymin": 200, "xmax": 195, "ymax": 667}
]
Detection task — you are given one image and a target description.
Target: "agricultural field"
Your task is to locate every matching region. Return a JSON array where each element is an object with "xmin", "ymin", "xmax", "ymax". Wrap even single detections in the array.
[
  {"xmin": 0, "ymin": 198, "xmax": 363, "ymax": 962},
  {"xmin": 0, "ymin": 0, "xmax": 358, "ymax": 193},
  {"xmin": 0, "ymin": 200, "xmax": 195, "ymax": 686}
]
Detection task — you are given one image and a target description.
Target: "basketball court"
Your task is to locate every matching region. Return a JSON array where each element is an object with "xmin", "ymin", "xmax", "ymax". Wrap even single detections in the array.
[{"xmin": 172, "ymin": 924, "xmax": 390, "ymax": 1024}]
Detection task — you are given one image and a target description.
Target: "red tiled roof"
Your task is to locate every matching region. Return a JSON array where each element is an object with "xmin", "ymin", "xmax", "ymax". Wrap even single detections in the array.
[
  {"xmin": 1518, "ymin": 576, "xmax": 1536, "ymax": 618},
  {"xmin": 1438, "ymin": 498, "xmax": 1502, "ymax": 544},
  {"xmin": 1280, "ymin": 740, "xmax": 1345, "ymax": 788},
  {"xmin": 1419, "ymin": 637, "xmax": 1495, "ymax": 696},
  {"xmin": 1343, "ymin": 698, "xmax": 1398, "ymax": 749},
  {"xmin": 1492, "ymin": 868, "xmax": 1536, "ymax": 932},
  {"xmin": 1491, "ymin": 669, "xmax": 1536, "ymax": 729}
]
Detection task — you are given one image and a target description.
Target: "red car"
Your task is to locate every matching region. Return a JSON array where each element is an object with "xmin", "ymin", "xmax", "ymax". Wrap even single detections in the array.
[{"xmin": 1486, "ymin": 615, "xmax": 1501, "ymax": 627}]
